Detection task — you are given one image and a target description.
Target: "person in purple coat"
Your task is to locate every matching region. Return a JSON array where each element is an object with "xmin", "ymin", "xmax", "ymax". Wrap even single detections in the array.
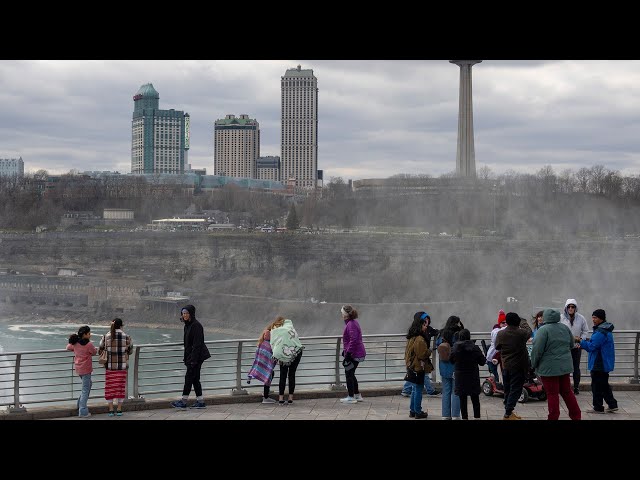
[{"xmin": 339, "ymin": 305, "xmax": 367, "ymax": 404}]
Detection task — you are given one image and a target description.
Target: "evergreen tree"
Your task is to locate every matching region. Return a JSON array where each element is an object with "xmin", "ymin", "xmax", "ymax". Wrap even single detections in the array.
[{"xmin": 286, "ymin": 203, "xmax": 300, "ymax": 230}]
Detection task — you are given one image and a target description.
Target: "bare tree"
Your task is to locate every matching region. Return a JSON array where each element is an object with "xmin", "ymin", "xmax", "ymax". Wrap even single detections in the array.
[
  {"xmin": 575, "ymin": 167, "xmax": 591, "ymax": 193},
  {"xmin": 477, "ymin": 165, "xmax": 493, "ymax": 180}
]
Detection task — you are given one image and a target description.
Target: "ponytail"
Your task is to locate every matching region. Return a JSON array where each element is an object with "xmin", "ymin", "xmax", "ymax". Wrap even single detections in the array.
[
  {"xmin": 110, "ymin": 318, "xmax": 123, "ymax": 338},
  {"xmin": 68, "ymin": 333, "xmax": 79, "ymax": 345}
]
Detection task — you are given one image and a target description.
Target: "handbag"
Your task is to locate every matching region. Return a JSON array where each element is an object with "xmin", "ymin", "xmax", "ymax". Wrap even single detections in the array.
[
  {"xmin": 404, "ymin": 367, "xmax": 419, "ymax": 383},
  {"xmin": 99, "ymin": 336, "xmax": 108, "ymax": 366},
  {"xmin": 98, "ymin": 349, "xmax": 108, "ymax": 366}
]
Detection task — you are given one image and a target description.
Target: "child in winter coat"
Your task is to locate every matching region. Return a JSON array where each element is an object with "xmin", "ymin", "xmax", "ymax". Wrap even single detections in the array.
[
  {"xmin": 248, "ymin": 326, "xmax": 277, "ymax": 404},
  {"xmin": 66, "ymin": 325, "xmax": 97, "ymax": 417}
]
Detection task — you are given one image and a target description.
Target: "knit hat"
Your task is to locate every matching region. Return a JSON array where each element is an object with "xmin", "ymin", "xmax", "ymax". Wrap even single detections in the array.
[
  {"xmin": 505, "ymin": 312, "xmax": 521, "ymax": 326},
  {"xmin": 592, "ymin": 309, "xmax": 606, "ymax": 322},
  {"xmin": 497, "ymin": 309, "xmax": 506, "ymax": 324}
]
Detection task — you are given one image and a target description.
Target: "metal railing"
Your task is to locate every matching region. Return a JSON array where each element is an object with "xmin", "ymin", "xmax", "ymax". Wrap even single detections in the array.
[{"xmin": 2, "ymin": 330, "xmax": 639, "ymax": 412}]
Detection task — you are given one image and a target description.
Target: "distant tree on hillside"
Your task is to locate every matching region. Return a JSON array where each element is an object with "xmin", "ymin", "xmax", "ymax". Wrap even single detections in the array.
[{"xmin": 286, "ymin": 203, "xmax": 300, "ymax": 230}]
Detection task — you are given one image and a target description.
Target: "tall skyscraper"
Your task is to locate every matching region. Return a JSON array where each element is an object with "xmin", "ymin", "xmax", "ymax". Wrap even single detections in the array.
[
  {"xmin": 281, "ymin": 65, "xmax": 318, "ymax": 189},
  {"xmin": 131, "ymin": 83, "xmax": 190, "ymax": 174},
  {"xmin": 214, "ymin": 114, "xmax": 260, "ymax": 178},
  {"xmin": 450, "ymin": 60, "xmax": 482, "ymax": 178}
]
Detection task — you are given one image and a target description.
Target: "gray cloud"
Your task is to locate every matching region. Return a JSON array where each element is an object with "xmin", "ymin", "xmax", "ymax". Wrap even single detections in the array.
[{"xmin": 1, "ymin": 60, "xmax": 640, "ymax": 178}]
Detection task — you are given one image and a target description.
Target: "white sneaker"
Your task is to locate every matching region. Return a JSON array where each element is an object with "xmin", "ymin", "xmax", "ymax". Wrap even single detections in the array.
[
  {"xmin": 78, "ymin": 412, "xmax": 91, "ymax": 418},
  {"xmin": 261, "ymin": 397, "xmax": 277, "ymax": 404},
  {"xmin": 354, "ymin": 394, "xmax": 364, "ymax": 402},
  {"xmin": 340, "ymin": 396, "xmax": 358, "ymax": 404}
]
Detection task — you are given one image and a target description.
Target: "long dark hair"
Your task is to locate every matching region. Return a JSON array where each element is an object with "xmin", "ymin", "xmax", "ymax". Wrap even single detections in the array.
[
  {"xmin": 110, "ymin": 318, "xmax": 123, "ymax": 338},
  {"xmin": 441, "ymin": 315, "xmax": 464, "ymax": 343},
  {"xmin": 532, "ymin": 310, "xmax": 544, "ymax": 330},
  {"xmin": 68, "ymin": 325, "xmax": 91, "ymax": 344},
  {"xmin": 406, "ymin": 316, "xmax": 425, "ymax": 339}
]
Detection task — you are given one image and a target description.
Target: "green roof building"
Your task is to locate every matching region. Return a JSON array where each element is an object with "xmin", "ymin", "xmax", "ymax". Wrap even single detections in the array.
[{"xmin": 131, "ymin": 83, "xmax": 190, "ymax": 174}]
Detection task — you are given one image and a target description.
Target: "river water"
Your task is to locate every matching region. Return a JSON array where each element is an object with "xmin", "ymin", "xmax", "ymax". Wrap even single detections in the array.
[{"xmin": 0, "ymin": 321, "xmax": 243, "ymax": 408}]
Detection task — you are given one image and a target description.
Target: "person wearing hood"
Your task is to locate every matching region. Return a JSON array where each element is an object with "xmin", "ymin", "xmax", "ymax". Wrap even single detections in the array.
[
  {"xmin": 170, "ymin": 304, "xmax": 211, "ymax": 409},
  {"xmin": 66, "ymin": 325, "xmax": 98, "ymax": 418},
  {"xmin": 449, "ymin": 328, "xmax": 486, "ymax": 420},
  {"xmin": 579, "ymin": 309, "xmax": 618, "ymax": 414},
  {"xmin": 530, "ymin": 309, "xmax": 581, "ymax": 420},
  {"xmin": 560, "ymin": 298, "xmax": 589, "ymax": 395},
  {"xmin": 401, "ymin": 311, "xmax": 440, "ymax": 397}
]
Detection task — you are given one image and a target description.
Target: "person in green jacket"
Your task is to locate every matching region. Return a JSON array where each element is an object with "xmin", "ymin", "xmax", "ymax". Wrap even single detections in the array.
[{"xmin": 530, "ymin": 309, "xmax": 582, "ymax": 420}]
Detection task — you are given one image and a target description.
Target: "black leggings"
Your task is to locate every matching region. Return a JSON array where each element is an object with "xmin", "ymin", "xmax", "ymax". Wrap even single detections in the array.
[
  {"xmin": 459, "ymin": 394, "xmax": 481, "ymax": 419},
  {"xmin": 279, "ymin": 351, "xmax": 303, "ymax": 396},
  {"xmin": 263, "ymin": 371, "xmax": 275, "ymax": 398},
  {"xmin": 182, "ymin": 362, "xmax": 203, "ymax": 397},
  {"xmin": 345, "ymin": 360, "xmax": 360, "ymax": 397},
  {"xmin": 571, "ymin": 348, "xmax": 582, "ymax": 389}
]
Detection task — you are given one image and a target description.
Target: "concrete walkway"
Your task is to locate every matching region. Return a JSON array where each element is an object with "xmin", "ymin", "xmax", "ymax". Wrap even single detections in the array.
[{"xmin": 50, "ymin": 388, "xmax": 640, "ymax": 420}]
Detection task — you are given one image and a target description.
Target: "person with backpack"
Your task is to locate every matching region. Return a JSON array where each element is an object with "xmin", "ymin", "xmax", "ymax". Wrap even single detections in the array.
[
  {"xmin": 449, "ymin": 328, "xmax": 486, "ymax": 420},
  {"xmin": 436, "ymin": 315, "xmax": 464, "ymax": 419}
]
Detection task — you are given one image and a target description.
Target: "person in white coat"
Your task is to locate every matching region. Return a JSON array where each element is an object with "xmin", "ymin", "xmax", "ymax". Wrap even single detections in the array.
[{"xmin": 559, "ymin": 298, "xmax": 589, "ymax": 395}]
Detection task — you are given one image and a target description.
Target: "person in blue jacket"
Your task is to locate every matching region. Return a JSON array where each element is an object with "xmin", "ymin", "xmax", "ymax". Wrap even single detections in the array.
[{"xmin": 578, "ymin": 309, "xmax": 618, "ymax": 414}]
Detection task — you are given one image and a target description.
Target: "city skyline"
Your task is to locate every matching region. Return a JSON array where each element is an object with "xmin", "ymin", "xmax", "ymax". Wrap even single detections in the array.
[{"xmin": 2, "ymin": 60, "xmax": 640, "ymax": 180}]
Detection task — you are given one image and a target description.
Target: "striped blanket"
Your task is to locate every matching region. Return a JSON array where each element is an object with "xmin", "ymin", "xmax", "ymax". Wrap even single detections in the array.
[{"xmin": 248, "ymin": 341, "xmax": 275, "ymax": 385}]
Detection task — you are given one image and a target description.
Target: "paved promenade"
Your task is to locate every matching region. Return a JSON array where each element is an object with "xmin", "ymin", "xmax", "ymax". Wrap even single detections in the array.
[{"xmin": 50, "ymin": 387, "xmax": 640, "ymax": 421}]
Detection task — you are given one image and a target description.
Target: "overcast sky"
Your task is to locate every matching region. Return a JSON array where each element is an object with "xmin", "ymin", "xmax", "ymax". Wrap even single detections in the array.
[{"xmin": 2, "ymin": 60, "xmax": 640, "ymax": 180}]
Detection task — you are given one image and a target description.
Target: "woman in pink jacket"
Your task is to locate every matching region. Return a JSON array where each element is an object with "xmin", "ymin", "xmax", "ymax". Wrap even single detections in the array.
[{"xmin": 66, "ymin": 325, "xmax": 97, "ymax": 418}]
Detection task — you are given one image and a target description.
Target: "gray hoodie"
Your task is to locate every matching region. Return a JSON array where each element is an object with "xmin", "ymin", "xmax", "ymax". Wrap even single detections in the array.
[{"xmin": 559, "ymin": 298, "xmax": 589, "ymax": 345}]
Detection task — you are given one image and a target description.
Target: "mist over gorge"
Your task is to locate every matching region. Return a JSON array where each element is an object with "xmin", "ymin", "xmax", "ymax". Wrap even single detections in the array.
[{"xmin": 1, "ymin": 231, "xmax": 638, "ymax": 337}]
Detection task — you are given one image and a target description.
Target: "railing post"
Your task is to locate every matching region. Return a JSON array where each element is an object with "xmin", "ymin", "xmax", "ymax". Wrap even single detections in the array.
[
  {"xmin": 632, "ymin": 332, "xmax": 640, "ymax": 385},
  {"xmin": 130, "ymin": 346, "xmax": 144, "ymax": 401},
  {"xmin": 330, "ymin": 338, "xmax": 346, "ymax": 391},
  {"xmin": 231, "ymin": 341, "xmax": 248, "ymax": 395},
  {"xmin": 9, "ymin": 353, "xmax": 26, "ymax": 413}
]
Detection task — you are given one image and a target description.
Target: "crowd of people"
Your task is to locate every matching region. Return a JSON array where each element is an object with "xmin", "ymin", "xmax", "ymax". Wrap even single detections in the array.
[{"xmin": 64, "ymin": 297, "xmax": 618, "ymax": 420}]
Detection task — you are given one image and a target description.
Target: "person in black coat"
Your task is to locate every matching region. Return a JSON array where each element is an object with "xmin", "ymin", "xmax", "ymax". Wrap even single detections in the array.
[
  {"xmin": 170, "ymin": 304, "xmax": 211, "ymax": 409},
  {"xmin": 450, "ymin": 328, "xmax": 486, "ymax": 420}
]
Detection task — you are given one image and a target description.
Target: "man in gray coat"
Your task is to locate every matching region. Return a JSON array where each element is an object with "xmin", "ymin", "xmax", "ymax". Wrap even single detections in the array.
[{"xmin": 531, "ymin": 309, "xmax": 582, "ymax": 420}]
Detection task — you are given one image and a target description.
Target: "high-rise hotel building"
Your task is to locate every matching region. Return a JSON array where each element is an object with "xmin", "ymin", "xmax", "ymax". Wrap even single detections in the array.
[
  {"xmin": 0, "ymin": 157, "xmax": 24, "ymax": 177},
  {"xmin": 131, "ymin": 83, "xmax": 190, "ymax": 174},
  {"xmin": 214, "ymin": 114, "xmax": 260, "ymax": 178},
  {"xmin": 281, "ymin": 65, "xmax": 318, "ymax": 189}
]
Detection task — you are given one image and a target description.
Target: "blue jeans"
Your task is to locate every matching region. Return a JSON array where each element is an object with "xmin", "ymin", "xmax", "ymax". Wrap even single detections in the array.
[
  {"xmin": 441, "ymin": 376, "xmax": 460, "ymax": 418},
  {"xmin": 410, "ymin": 382, "xmax": 424, "ymax": 414},
  {"xmin": 77, "ymin": 373, "xmax": 92, "ymax": 416},
  {"xmin": 402, "ymin": 375, "xmax": 436, "ymax": 395}
]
